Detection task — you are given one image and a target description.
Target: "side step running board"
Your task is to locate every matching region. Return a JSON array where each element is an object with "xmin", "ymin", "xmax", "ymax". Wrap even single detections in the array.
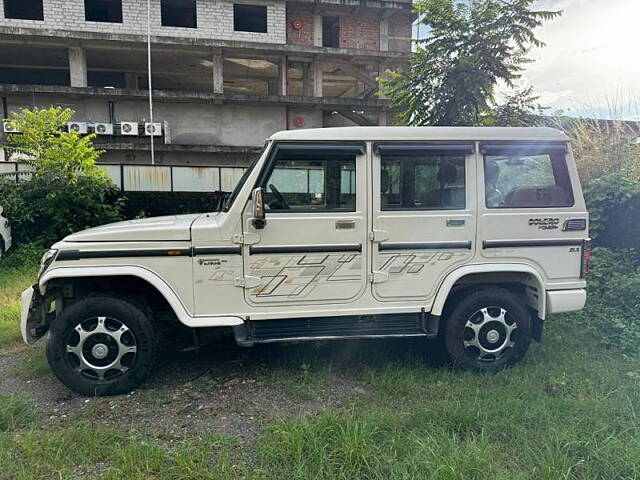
[{"xmin": 233, "ymin": 313, "xmax": 440, "ymax": 347}]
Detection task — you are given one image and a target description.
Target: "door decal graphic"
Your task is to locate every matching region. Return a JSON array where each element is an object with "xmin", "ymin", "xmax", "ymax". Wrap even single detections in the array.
[
  {"xmin": 249, "ymin": 253, "xmax": 362, "ymax": 299},
  {"xmin": 379, "ymin": 251, "xmax": 468, "ymax": 277}
]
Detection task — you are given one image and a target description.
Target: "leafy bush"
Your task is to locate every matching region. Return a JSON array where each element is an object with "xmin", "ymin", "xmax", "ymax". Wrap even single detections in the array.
[
  {"xmin": 570, "ymin": 248, "xmax": 640, "ymax": 355},
  {"xmin": 584, "ymin": 173, "xmax": 640, "ymax": 244},
  {"xmin": 0, "ymin": 107, "xmax": 123, "ymax": 247}
]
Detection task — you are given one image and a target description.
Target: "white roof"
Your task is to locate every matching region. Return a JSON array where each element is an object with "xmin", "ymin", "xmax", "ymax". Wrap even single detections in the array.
[{"xmin": 270, "ymin": 126, "xmax": 569, "ymax": 142}]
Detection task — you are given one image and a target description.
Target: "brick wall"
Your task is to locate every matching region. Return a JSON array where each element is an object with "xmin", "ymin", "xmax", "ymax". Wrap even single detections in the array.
[
  {"xmin": 286, "ymin": 7, "xmax": 314, "ymax": 46},
  {"xmin": 339, "ymin": 15, "xmax": 379, "ymax": 51},
  {"xmin": 0, "ymin": 0, "xmax": 286, "ymax": 44}
]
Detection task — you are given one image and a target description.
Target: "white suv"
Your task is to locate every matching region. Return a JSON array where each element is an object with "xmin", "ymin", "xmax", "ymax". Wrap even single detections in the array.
[
  {"xmin": 0, "ymin": 206, "xmax": 11, "ymax": 258},
  {"xmin": 21, "ymin": 127, "xmax": 589, "ymax": 396}
]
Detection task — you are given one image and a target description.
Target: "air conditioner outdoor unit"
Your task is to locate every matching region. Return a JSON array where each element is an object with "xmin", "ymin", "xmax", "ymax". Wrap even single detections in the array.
[
  {"xmin": 120, "ymin": 121, "xmax": 139, "ymax": 136},
  {"xmin": 3, "ymin": 121, "xmax": 21, "ymax": 133},
  {"xmin": 68, "ymin": 122, "xmax": 88, "ymax": 134},
  {"xmin": 94, "ymin": 123, "xmax": 114, "ymax": 135},
  {"xmin": 144, "ymin": 122, "xmax": 162, "ymax": 137}
]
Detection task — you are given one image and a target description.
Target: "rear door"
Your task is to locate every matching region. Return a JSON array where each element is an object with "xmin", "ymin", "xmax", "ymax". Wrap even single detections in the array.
[
  {"xmin": 371, "ymin": 142, "xmax": 477, "ymax": 302},
  {"xmin": 479, "ymin": 142, "xmax": 588, "ymax": 282},
  {"xmin": 242, "ymin": 142, "xmax": 369, "ymax": 307}
]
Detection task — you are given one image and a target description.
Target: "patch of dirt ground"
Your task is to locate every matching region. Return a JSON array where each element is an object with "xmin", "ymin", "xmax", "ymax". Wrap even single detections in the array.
[{"xmin": 0, "ymin": 335, "xmax": 393, "ymax": 442}]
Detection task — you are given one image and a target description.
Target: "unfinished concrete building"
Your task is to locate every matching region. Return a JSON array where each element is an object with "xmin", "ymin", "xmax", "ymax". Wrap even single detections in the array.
[{"xmin": 0, "ymin": 0, "xmax": 414, "ymax": 166}]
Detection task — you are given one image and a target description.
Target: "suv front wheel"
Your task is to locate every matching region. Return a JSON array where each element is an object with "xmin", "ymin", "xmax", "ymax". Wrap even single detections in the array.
[
  {"xmin": 443, "ymin": 287, "xmax": 532, "ymax": 372},
  {"xmin": 47, "ymin": 295, "xmax": 159, "ymax": 396}
]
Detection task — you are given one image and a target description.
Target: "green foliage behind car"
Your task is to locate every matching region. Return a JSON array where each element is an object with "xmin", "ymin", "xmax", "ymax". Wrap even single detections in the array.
[
  {"xmin": 569, "ymin": 248, "xmax": 640, "ymax": 355},
  {"xmin": 0, "ymin": 107, "xmax": 124, "ymax": 247}
]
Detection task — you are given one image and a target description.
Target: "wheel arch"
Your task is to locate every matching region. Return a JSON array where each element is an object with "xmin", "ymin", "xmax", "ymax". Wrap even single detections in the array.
[
  {"xmin": 40, "ymin": 266, "xmax": 243, "ymax": 328},
  {"xmin": 431, "ymin": 264, "xmax": 547, "ymax": 319}
]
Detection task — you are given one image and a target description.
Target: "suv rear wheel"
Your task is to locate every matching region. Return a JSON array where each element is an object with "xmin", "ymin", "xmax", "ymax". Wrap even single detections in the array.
[
  {"xmin": 443, "ymin": 287, "xmax": 531, "ymax": 372},
  {"xmin": 47, "ymin": 295, "xmax": 159, "ymax": 396}
]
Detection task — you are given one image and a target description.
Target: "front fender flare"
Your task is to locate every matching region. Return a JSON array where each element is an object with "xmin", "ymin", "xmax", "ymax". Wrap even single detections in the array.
[
  {"xmin": 430, "ymin": 263, "xmax": 547, "ymax": 319},
  {"xmin": 39, "ymin": 266, "xmax": 243, "ymax": 328}
]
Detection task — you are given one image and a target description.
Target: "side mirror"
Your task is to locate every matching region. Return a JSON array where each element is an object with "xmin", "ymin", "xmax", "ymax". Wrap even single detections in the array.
[{"xmin": 251, "ymin": 187, "xmax": 266, "ymax": 229}]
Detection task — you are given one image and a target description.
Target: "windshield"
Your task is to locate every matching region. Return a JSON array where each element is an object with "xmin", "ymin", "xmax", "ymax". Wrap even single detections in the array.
[{"xmin": 221, "ymin": 143, "xmax": 267, "ymax": 212}]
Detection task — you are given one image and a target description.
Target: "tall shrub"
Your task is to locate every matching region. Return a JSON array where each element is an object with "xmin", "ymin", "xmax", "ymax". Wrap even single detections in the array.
[
  {"xmin": 561, "ymin": 116, "xmax": 640, "ymax": 184},
  {"xmin": 570, "ymin": 248, "xmax": 640, "ymax": 356},
  {"xmin": 0, "ymin": 107, "xmax": 123, "ymax": 246}
]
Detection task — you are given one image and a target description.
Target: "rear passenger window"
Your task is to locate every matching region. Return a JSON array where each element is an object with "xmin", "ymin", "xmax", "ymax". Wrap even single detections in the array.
[
  {"xmin": 484, "ymin": 149, "xmax": 574, "ymax": 208},
  {"xmin": 261, "ymin": 150, "xmax": 357, "ymax": 211},
  {"xmin": 381, "ymin": 155, "xmax": 465, "ymax": 210}
]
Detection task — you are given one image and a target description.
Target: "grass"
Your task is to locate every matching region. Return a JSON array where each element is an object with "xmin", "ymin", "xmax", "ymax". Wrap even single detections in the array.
[
  {"xmin": 1, "ymin": 246, "xmax": 639, "ymax": 478},
  {"xmin": 0, "ymin": 394, "xmax": 35, "ymax": 432},
  {"xmin": 0, "ymin": 245, "xmax": 40, "ymax": 347}
]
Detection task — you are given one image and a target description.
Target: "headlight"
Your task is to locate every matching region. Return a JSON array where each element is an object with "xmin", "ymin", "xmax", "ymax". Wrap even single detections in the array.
[{"xmin": 38, "ymin": 249, "xmax": 58, "ymax": 279}]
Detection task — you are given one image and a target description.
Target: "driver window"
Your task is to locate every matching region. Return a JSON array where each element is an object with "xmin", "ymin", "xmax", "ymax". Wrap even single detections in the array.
[{"xmin": 262, "ymin": 154, "xmax": 356, "ymax": 211}]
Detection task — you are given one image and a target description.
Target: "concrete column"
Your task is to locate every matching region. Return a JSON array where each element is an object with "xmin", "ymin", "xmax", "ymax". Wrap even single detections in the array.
[
  {"xmin": 68, "ymin": 46, "xmax": 88, "ymax": 88},
  {"xmin": 212, "ymin": 49, "xmax": 224, "ymax": 94},
  {"xmin": 313, "ymin": 15, "xmax": 323, "ymax": 47},
  {"xmin": 378, "ymin": 110, "xmax": 389, "ymax": 126},
  {"xmin": 302, "ymin": 63, "xmax": 313, "ymax": 97},
  {"xmin": 380, "ymin": 19, "xmax": 389, "ymax": 52},
  {"xmin": 312, "ymin": 60, "xmax": 323, "ymax": 97},
  {"xmin": 378, "ymin": 62, "xmax": 389, "ymax": 99},
  {"xmin": 279, "ymin": 55, "xmax": 288, "ymax": 96},
  {"xmin": 125, "ymin": 73, "xmax": 138, "ymax": 90}
]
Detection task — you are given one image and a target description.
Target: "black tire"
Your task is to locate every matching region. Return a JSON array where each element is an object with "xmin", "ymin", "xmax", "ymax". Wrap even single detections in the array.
[
  {"xmin": 443, "ymin": 287, "xmax": 531, "ymax": 372},
  {"xmin": 46, "ymin": 295, "xmax": 159, "ymax": 396}
]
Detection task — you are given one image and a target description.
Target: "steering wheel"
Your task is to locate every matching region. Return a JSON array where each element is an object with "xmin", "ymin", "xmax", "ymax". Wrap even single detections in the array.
[{"xmin": 269, "ymin": 184, "xmax": 290, "ymax": 210}]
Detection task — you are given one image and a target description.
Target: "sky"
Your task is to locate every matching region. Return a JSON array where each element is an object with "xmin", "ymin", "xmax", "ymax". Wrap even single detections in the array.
[
  {"xmin": 413, "ymin": 0, "xmax": 640, "ymax": 120},
  {"xmin": 521, "ymin": 0, "xmax": 640, "ymax": 119}
]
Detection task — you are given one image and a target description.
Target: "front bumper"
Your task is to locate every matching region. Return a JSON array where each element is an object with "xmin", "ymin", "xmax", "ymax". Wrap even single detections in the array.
[
  {"xmin": 546, "ymin": 289, "xmax": 587, "ymax": 315},
  {"xmin": 20, "ymin": 285, "xmax": 47, "ymax": 345}
]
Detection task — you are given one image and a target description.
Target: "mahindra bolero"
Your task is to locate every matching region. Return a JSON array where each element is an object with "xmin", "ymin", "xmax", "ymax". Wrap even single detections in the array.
[{"xmin": 21, "ymin": 127, "xmax": 590, "ymax": 395}]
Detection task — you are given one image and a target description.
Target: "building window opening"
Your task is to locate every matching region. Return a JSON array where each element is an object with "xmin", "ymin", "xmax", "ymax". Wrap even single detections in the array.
[
  {"xmin": 161, "ymin": 0, "xmax": 197, "ymax": 28},
  {"xmin": 233, "ymin": 4, "xmax": 267, "ymax": 33},
  {"xmin": 3, "ymin": 0, "xmax": 44, "ymax": 20},
  {"xmin": 322, "ymin": 16, "xmax": 340, "ymax": 48},
  {"xmin": 85, "ymin": 0, "xmax": 123, "ymax": 23}
]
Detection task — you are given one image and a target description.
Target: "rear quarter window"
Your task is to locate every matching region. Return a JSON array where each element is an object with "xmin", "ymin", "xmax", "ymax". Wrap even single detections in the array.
[{"xmin": 484, "ymin": 150, "xmax": 574, "ymax": 208}]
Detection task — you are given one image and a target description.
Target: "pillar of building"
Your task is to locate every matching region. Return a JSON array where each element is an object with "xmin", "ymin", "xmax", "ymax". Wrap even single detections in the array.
[
  {"xmin": 312, "ymin": 60, "xmax": 323, "ymax": 97},
  {"xmin": 313, "ymin": 15, "xmax": 323, "ymax": 47},
  {"xmin": 302, "ymin": 63, "xmax": 313, "ymax": 97},
  {"xmin": 212, "ymin": 49, "xmax": 224, "ymax": 94},
  {"xmin": 378, "ymin": 62, "xmax": 389, "ymax": 99},
  {"xmin": 279, "ymin": 56, "xmax": 288, "ymax": 96},
  {"xmin": 68, "ymin": 46, "xmax": 88, "ymax": 88},
  {"xmin": 378, "ymin": 110, "xmax": 389, "ymax": 126},
  {"xmin": 380, "ymin": 19, "xmax": 389, "ymax": 52},
  {"xmin": 125, "ymin": 73, "xmax": 138, "ymax": 90}
]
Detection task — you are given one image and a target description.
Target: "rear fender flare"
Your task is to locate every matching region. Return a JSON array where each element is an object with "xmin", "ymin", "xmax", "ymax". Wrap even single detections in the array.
[{"xmin": 431, "ymin": 263, "xmax": 547, "ymax": 319}]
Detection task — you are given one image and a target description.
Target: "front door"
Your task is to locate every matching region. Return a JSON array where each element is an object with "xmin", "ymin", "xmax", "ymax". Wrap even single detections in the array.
[
  {"xmin": 242, "ymin": 142, "xmax": 369, "ymax": 307},
  {"xmin": 371, "ymin": 142, "xmax": 477, "ymax": 302}
]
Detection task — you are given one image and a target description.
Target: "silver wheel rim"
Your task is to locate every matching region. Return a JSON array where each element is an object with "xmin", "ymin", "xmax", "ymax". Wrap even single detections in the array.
[
  {"xmin": 66, "ymin": 316, "xmax": 137, "ymax": 380},
  {"xmin": 463, "ymin": 307, "xmax": 517, "ymax": 362}
]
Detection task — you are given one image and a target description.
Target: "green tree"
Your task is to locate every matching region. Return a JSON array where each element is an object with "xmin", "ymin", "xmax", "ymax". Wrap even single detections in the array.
[
  {"xmin": 381, "ymin": 0, "xmax": 561, "ymax": 126},
  {"xmin": 0, "ymin": 107, "xmax": 123, "ymax": 246},
  {"xmin": 485, "ymin": 86, "xmax": 547, "ymax": 127}
]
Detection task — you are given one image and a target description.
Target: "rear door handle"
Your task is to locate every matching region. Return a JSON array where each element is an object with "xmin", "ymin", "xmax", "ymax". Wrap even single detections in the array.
[
  {"xmin": 446, "ymin": 219, "xmax": 465, "ymax": 227},
  {"xmin": 335, "ymin": 220, "xmax": 356, "ymax": 230}
]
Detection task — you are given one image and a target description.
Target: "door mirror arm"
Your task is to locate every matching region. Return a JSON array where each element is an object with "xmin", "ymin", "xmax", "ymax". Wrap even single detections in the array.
[{"xmin": 251, "ymin": 187, "xmax": 267, "ymax": 230}]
